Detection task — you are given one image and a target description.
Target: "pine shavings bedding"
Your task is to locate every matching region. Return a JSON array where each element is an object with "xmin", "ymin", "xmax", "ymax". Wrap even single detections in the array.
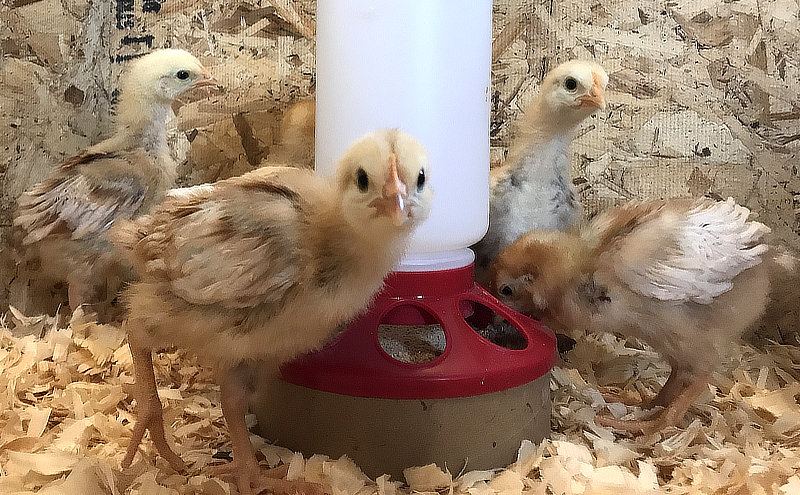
[{"xmin": 0, "ymin": 309, "xmax": 798, "ymax": 495}]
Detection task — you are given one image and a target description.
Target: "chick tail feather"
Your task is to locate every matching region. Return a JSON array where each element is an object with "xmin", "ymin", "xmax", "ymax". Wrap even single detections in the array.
[{"xmin": 750, "ymin": 243, "xmax": 800, "ymax": 345}]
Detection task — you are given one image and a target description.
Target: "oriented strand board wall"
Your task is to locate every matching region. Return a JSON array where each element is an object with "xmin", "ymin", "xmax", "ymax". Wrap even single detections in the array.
[{"xmin": 2, "ymin": 0, "xmax": 799, "ymax": 332}]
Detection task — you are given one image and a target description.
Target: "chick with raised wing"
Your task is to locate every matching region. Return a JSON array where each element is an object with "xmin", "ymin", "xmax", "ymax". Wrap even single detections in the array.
[
  {"xmin": 491, "ymin": 198, "xmax": 771, "ymax": 435},
  {"xmin": 111, "ymin": 129, "xmax": 433, "ymax": 494},
  {"xmin": 474, "ymin": 60, "xmax": 607, "ymax": 285},
  {"xmin": 14, "ymin": 49, "xmax": 217, "ymax": 319}
]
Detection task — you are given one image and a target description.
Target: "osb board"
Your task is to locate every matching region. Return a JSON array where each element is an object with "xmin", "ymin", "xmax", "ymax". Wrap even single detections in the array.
[
  {"xmin": 0, "ymin": 308, "xmax": 798, "ymax": 494},
  {"xmin": 493, "ymin": 0, "xmax": 800, "ymax": 230}
]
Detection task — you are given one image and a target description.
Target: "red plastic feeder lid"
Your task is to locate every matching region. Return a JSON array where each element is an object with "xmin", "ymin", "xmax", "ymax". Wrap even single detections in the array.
[{"xmin": 280, "ymin": 263, "xmax": 558, "ymax": 399}]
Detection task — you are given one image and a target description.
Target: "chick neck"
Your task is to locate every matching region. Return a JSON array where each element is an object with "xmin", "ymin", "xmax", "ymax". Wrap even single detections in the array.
[
  {"xmin": 503, "ymin": 96, "xmax": 583, "ymax": 171},
  {"xmin": 111, "ymin": 88, "xmax": 176, "ymax": 157}
]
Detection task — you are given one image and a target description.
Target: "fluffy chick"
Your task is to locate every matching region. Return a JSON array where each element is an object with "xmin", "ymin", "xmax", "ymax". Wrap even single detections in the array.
[
  {"xmin": 14, "ymin": 49, "xmax": 217, "ymax": 319},
  {"xmin": 267, "ymin": 99, "xmax": 316, "ymax": 169},
  {"xmin": 110, "ymin": 129, "xmax": 433, "ymax": 494},
  {"xmin": 491, "ymin": 198, "xmax": 771, "ymax": 435},
  {"xmin": 473, "ymin": 60, "xmax": 608, "ymax": 285}
]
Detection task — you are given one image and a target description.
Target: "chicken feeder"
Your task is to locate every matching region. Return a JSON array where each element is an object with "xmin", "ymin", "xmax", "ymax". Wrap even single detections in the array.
[{"xmin": 252, "ymin": 0, "xmax": 558, "ymax": 480}]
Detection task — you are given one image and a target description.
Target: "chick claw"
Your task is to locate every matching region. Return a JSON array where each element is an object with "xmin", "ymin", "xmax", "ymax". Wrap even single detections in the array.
[
  {"xmin": 121, "ymin": 403, "xmax": 186, "ymax": 473},
  {"xmin": 206, "ymin": 460, "xmax": 325, "ymax": 495},
  {"xmin": 595, "ymin": 412, "xmax": 668, "ymax": 436}
]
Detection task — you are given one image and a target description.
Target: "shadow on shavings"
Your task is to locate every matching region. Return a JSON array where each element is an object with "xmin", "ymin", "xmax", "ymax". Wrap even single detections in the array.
[{"xmin": 0, "ymin": 308, "xmax": 798, "ymax": 494}]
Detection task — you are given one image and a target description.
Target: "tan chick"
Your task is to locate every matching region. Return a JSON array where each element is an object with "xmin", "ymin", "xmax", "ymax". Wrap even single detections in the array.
[
  {"xmin": 473, "ymin": 60, "xmax": 608, "ymax": 286},
  {"xmin": 267, "ymin": 99, "xmax": 316, "ymax": 169},
  {"xmin": 14, "ymin": 49, "xmax": 217, "ymax": 319},
  {"xmin": 110, "ymin": 129, "xmax": 433, "ymax": 494},
  {"xmin": 491, "ymin": 198, "xmax": 771, "ymax": 435}
]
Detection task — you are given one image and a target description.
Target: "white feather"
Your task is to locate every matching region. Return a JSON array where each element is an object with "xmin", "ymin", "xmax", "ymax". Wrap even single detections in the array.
[
  {"xmin": 626, "ymin": 198, "xmax": 770, "ymax": 304},
  {"xmin": 167, "ymin": 183, "xmax": 215, "ymax": 199}
]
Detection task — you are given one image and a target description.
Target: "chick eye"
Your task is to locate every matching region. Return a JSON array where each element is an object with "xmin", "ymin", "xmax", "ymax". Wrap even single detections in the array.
[
  {"xmin": 564, "ymin": 77, "xmax": 578, "ymax": 91},
  {"xmin": 176, "ymin": 70, "xmax": 190, "ymax": 80},
  {"xmin": 417, "ymin": 169, "xmax": 426, "ymax": 190},
  {"xmin": 499, "ymin": 285, "xmax": 513, "ymax": 297},
  {"xmin": 356, "ymin": 168, "xmax": 369, "ymax": 192}
]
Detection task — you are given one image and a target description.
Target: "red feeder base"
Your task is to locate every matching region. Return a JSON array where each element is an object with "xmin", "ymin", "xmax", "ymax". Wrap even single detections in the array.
[{"xmin": 252, "ymin": 263, "xmax": 557, "ymax": 478}]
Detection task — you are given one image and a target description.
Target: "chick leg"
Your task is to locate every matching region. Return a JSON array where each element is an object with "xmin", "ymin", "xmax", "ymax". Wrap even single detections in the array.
[
  {"xmin": 98, "ymin": 273, "xmax": 125, "ymax": 323},
  {"xmin": 67, "ymin": 276, "xmax": 89, "ymax": 312},
  {"xmin": 596, "ymin": 368, "xmax": 710, "ymax": 435},
  {"xmin": 212, "ymin": 366, "xmax": 323, "ymax": 495},
  {"xmin": 648, "ymin": 363, "xmax": 688, "ymax": 408},
  {"xmin": 122, "ymin": 329, "xmax": 186, "ymax": 471},
  {"xmin": 68, "ymin": 272, "xmax": 112, "ymax": 321}
]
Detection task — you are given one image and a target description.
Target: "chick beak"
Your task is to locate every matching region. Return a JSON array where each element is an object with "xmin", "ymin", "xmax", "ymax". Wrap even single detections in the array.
[
  {"xmin": 369, "ymin": 153, "xmax": 409, "ymax": 226},
  {"xmin": 192, "ymin": 68, "xmax": 219, "ymax": 89},
  {"xmin": 575, "ymin": 72, "xmax": 606, "ymax": 109}
]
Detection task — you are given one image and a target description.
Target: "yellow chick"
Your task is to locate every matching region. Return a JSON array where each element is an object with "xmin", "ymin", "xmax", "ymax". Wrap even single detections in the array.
[
  {"xmin": 474, "ymin": 60, "xmax": 608, "ymax": 286},
  {"xmin": 491, "ymin": 198, "xmax": 771, "ymax": 435},
  {"xmin": 110, "ymin": 129, "xmax": 433, "ymax": 495},
  {"xmin": 14, "ymin": 49, "xmax": 217, "ymax": 319}
]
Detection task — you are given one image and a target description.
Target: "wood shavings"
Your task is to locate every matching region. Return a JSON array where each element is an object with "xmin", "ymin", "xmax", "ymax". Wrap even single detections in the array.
[
  {"xmin": 0, "ymin": 309, "xmax": 799, "ymax": 493},
  {"xmin": 403, "ymin": 463, "xmax": 453, "ymax": 492}
]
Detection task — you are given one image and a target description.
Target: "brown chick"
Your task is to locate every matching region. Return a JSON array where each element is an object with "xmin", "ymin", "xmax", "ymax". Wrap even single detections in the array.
[
  {"xmin": 14, "ymin": 49, "xmax": 217, "ymax": 320},
  {"xmin": 110, "ymin": 129, "xmax": 433, "ymax": 494},
  {"xmin": 491, "ymin": 198, "xmax": 771, "ymax": 435},
  {"xmin": 267, "ymin": 99, "xmax": 316, "ymax": 169}
]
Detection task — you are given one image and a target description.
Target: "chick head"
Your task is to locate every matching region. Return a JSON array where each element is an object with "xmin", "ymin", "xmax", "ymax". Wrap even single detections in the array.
[
  {"xmin": 491, "ymin": 230, "xmax": 581, "ymax": 325},
  {"xmin": 539, "ymin": 59, "xmax": 608, "ymax": 127},
  {"xmin": 120, "ymin": 48, "xmax": 217, "ymax": 104},
  {"xmin": 336, "ymin": 129, "xmax": 433, "ymax": 235}
]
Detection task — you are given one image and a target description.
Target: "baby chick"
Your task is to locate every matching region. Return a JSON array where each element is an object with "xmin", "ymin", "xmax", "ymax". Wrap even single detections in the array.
[
  {"xmin": 14, "ymin": 49, "xmax": 217, "ymax": 319},
  {"xmin": 473, "ymin": 60, "xmax": 608, "ymax": 286},
  {"xmin": 111, "ymin": 129, "xmax": 433, "ymax": 494},
  {"xmin": 267, "ymin": 99, "xmax": 316, "ymax": 169},
  {"xmin": 491, "ymin": 198, "xmax": 771, "ymax": 435}
]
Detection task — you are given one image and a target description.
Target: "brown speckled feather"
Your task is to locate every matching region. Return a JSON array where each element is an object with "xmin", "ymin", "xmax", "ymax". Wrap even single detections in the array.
[
  {"xmin": 15, "ymin": 151, "xmax": 151, "ymax": 244},
  {"xmin": 112, "ymin": 167, "xmax": 329, "ymax": 311}
]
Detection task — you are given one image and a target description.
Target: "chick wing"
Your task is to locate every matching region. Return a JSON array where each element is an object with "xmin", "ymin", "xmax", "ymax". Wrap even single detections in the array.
[
  {"xmin": 112, "ymin": 167, "xmax": 326, "ymax": 310},
  {"xmin": 592, "ymin": 198, "xmax": 770, "ymax": 304},
  {"xmin": 15, "ymin": 152, "xmax": 149, "ymax": 244}
]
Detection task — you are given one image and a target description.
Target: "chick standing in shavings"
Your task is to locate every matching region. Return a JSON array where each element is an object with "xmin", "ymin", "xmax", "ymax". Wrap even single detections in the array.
[
  {"xmin": 14, "ymin": 49, "xmax": 218, "ymax": 321},
  {"xmin": 491, "ymin": 197, "xmax": 773, "ymax": 435},
  {"xmin": 110, "ymin": 129, "xmax": 434, "ymax": 495}
]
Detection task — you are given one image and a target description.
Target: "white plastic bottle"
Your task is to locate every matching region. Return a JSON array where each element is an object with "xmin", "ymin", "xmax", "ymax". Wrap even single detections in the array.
[{"xmin": 315, "ymin": 0, "xmax": 492, "ymax": 271}]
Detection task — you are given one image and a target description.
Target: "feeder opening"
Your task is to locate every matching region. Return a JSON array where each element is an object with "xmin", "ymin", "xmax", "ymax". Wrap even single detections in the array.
[
  {"xmin": 459, "ymin": 299, "xmax": 528, "ymax": 350},
  {"xmin": 378, "ymin": 304, "xmax": 446, "ymax": 364}
]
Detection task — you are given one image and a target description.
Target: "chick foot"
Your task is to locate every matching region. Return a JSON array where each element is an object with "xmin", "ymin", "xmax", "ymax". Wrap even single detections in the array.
[
  {"xmin": 206, "ymin": 460, "xmax": 323, "ymax": 495},
  {"xmin": 122, "ymin": 400, "xmax": 186, "ymax": 471},
  {"xmin": 596, "ymin": 373, "xmax": 709, "ymax": 435},
  {"xmin": 218, "ymin": 367, "xmax": 324, "ymax": 495},
  {"xmin": 122, "ymin": 329, "xmax": 186, "ymax": 472}
]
